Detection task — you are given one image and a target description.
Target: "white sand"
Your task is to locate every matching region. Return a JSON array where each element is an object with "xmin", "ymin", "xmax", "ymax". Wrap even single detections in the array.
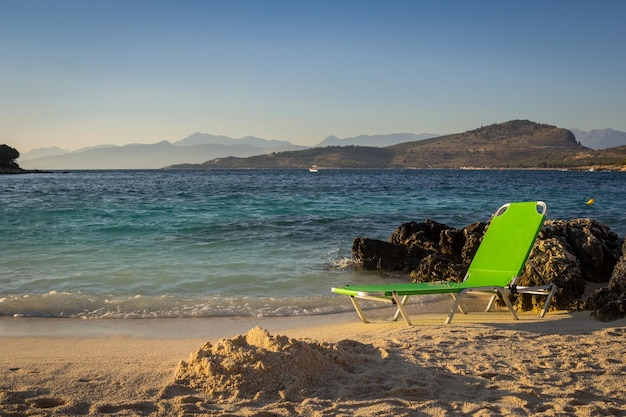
[{"xmin": 1, "ymin": 308, "xmax": 625, "ymax": 416}]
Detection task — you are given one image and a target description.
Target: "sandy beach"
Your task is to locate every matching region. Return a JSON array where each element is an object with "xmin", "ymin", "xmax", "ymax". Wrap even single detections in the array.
[{"xmin": 1, "ymin": 304, "xmax": 625, "ymax": 416}]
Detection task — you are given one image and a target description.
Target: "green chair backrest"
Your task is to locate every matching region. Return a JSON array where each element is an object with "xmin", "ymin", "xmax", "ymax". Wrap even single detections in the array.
[{"xmin": 465, "ymin": 201, "xmax": 546, "ymax": 287}]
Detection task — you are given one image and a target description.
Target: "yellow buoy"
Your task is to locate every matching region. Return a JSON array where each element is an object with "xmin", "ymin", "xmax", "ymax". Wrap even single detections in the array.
[{"xmin": 586, "ymin": 198, "xmax": 595, "ymax": 205}]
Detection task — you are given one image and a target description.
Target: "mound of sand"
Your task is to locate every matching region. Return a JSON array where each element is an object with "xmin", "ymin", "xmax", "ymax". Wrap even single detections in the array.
[{"xmin": 174, "ymin": 326, "xmax": 391, "ymax": 402}]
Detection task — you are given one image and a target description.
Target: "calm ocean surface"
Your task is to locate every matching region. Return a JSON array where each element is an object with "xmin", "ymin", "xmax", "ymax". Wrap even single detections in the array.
[{"xmin": 1, "ymin": 169, "xmax": 625, "ymax": 319}]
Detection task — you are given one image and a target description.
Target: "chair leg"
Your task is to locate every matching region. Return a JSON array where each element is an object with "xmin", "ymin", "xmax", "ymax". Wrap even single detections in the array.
[
  {"xmin": 391, "ymin": 292, "xmax": 412, "ymax": 326},
  {"xmin": 539, "ymin": 285, "xmax": 557, "ymax": 318},
  {"xmin": 446, "ymin": 291, "xmax": 467, "ymax": 324},
  {"xmin": 450, "ymin": 293, "xmax": 467, "ymax": 314},
  {"xmin": 499, "ymin": 290, "xmax": 519, "ymax": 320},
  {"xmin": 349, "ymin": 296, "xmax": 369, "ymax": 323},
  {"xmin": 485, "ymin": 295, "xmax": 498, "ymax": 312},
  {"xmin": 392, "ymin": 295, "xmax": 410, "ymax": 321}
]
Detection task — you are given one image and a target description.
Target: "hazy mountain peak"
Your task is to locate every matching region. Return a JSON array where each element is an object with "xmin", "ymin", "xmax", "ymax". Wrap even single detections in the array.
[
  {"xmin": 570, "ymin": 128, "xmax": 626, "ymax": 150},
  {"xmin": 175, "ymin": 132, "xmax": 232, "ymax": 146},
  {"xmin": 315, "ymin": 133, "xmax": 439, "ymax": 147},
  {"xmin": 174, "ymin": 132, "xmax": 293, "ymax": 148},
  {"xmin": 20, "ymin": 146, "xmax": 68, "ymax": 160}
]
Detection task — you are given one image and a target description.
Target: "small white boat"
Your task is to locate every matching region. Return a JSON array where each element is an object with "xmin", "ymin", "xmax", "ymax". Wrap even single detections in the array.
[{"xmin": 309, "ymin": 165, "xmax": 319, "ymax": 173}]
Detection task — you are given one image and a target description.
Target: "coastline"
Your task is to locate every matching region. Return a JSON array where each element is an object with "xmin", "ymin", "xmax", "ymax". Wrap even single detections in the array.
[
  {"xmin": 0, "ymin": 165, "xmax": 53, "ymax": 174},
  {"xmin": 2, "ymin": 310, "xmax": 625, "ymax": 416}
]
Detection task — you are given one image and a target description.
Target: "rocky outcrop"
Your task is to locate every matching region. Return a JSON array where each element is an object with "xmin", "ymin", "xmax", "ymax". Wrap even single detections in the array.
[
  {"xmin": 0, "ymin": 167, "xmax": 51, "ymax": 175},
  {"xmin": 586, "ymin": 240, "xmax": 626, "ymax": 321},
  {"xmin": 351, "ymin": 238, "xmax": 408, "ymax": 271},
  {"xmin": 517, "ymin": 219, "xmax": 623, "ymax": 313},
  {"xmin": 352, "ymin": 220, "xmax": 486, "ymax": 282},
  {"xmin": 0, "ymin": 166, "xmax": 27, "ymax": 174},
  {"xmin": 351, "ymin": 218, "xmax": 624, "ymax": 319}
]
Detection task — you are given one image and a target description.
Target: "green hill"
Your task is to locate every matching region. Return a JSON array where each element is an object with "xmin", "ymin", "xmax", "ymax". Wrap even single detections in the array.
[
  {"xmin": 388, "ymin": 120, "xmax": 584, "ymax": 168},
  {"xmin": 166, "ymin": 120, "xmax": 626, "ymax": 170}
]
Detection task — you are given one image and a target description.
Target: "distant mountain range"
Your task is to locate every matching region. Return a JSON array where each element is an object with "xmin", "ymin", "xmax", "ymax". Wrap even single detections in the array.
[
  {"xmin": 17, "ymin": 132, "xmax": 440, "ymax": 169},
  {"xmin": 170, "ymin": 120, "xmax": 626, "ymax": 170},
  {"xmin": 16, "ymin": 125, "xmax": 626, "ymax": 170},
  {"xmin": 18, "ymin": 133, "xmax": 306, "ymax": 170}
]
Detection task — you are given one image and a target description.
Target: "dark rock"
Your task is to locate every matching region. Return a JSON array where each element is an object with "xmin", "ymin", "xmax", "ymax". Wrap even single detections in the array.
[
  {"xmin": 352, "ymin": 238, "xmax": 407, "ymax": 271},
  {"xmin": 586, "ymin": 240, "xmax": 626, "ymax": 321},
  {"xmin": 359, "ymin": 220, "xmax": 487, "ymax": 281},
  {"xmin": 518, "ymin": 236, "xmax": 585, "ymax": 312},
  {"xmin": 515, "ymin": 218, "xmax": 623, "ymax": 315},
  {"xmin": 460, "ymin": 222, "xmax": 487, "ymax": 262},
  {"xmin": 609, "ymin": 240, "xmax": 626, "ymax": 293},
  {"xmin": 541, "ymin": 219, "xmax": 622, "ymax": 283},
  {"xmin": 0, "ymin": 167, "xmax": 52, "ymax": 174},
  {"xmin": 410, "ymin": 222, "xmax": 486, "ymax": 283},
  {"xmin": 410, "ymin": 254, "xmax": 469, "ymax": 283},
  {"xmin": 588, "ymin": 286, "xmax": 626, "ymax": 321},
  {"xmin": 389, "ymin": 219, "xmax": 452, "ymax": 261}
]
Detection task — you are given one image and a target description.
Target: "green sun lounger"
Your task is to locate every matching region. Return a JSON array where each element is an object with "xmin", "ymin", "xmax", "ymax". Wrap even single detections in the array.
[{"xmin": 332, "ymin": 201, "xmax": 557, "ymax": 325}]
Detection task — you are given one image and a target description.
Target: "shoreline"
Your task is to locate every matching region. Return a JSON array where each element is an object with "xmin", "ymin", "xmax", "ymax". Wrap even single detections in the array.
[
  {"xmin": 0, "ymin": 167, "xmax": 52, "ymax": 174},
  {"xmin": 0, "ymin": 305, "xmax": 615, "ymax": 339},
  {"xmin": 0, "ymin": 293, "xmax": 542, "ymax": 338},
  {"xmin": 2, "ymin": 310, "xmax": 625, "ymax": 416},
  {"xmin": 0, "ymin": 311, "xmax": 361, "ymax": 339}
]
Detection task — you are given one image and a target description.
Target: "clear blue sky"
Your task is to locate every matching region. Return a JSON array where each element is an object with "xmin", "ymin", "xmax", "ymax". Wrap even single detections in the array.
[{"xmin": 2, "ymin": 0, "xmax": 625, "ymax": 152}]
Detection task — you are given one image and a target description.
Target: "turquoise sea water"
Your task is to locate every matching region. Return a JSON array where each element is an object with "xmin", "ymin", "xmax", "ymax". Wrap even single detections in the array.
[{"xmin": 1, "ymin": 169, "xmax": 625, "ymax": 318}]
